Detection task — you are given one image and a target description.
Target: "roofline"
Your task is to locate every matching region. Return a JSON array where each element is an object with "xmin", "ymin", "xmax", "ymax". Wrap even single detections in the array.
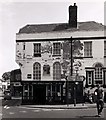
[{"xmin": 16, "ymin": 36, "xmax": 106, "ymax": 42}]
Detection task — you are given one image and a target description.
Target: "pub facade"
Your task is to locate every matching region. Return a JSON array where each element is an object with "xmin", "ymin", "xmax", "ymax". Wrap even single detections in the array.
[{"xmin": 16, "ymin": 4, "xmax": 106, "ymax": 104}]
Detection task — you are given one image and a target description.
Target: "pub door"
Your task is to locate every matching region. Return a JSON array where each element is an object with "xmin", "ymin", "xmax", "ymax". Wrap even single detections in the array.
[{"xmin": 33, "ymin": 84, "xmax": 46, "ymax": 104}]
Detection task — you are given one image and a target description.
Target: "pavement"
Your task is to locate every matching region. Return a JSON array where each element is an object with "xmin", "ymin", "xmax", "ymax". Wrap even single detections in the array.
[
  {"xmin": 2, "ymin": 96, "xmax": 106, "ymax": 109},
  {"xmin": 23, "ymin": 103, "xmax": 106, "ymax": 109}
]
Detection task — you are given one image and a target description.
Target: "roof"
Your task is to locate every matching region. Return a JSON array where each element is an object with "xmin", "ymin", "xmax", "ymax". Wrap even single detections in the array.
[{"xmin": 18, "ymin": 21, "xmax": 105, "ymax": 34}]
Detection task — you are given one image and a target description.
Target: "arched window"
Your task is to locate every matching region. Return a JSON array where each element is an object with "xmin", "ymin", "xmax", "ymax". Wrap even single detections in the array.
[
  {"xmin": 33, "ymin": 62, "xmax": 41, "ymax": 80},
  {"xmin": 53, "ymin": 62, "xmax": 61, "ymax": 80},
  {"xmin": 94, "ymin": 63, "xmax": 103, "ymax": 84}
]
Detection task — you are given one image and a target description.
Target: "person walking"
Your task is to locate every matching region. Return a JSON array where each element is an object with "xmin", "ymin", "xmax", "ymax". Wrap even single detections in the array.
[{"xmin": 94, "ymin": 84, "xmax": 104, "ymax": 117}]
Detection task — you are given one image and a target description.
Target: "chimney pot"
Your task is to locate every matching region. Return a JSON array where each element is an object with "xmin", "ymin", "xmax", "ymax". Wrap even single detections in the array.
[{"xmin": 74, "ymin": 3, "xmax": 76, "ymax": 6}]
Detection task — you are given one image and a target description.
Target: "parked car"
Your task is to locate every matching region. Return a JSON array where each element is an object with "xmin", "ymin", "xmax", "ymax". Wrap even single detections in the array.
[{"xmin": 4, "ymin": 90, "xmax": 11, "ymax": 100}]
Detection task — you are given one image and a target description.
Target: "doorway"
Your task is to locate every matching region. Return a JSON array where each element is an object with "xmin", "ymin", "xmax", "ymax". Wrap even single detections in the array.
[{"xmin": 33, "ymin": 84, "xmax": 46, "ymax": 104}]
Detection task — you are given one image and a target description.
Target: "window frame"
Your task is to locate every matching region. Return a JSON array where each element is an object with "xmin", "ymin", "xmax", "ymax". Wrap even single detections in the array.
[
  {"xmin": 94, "ymin": 63, "xmax": 103, "ymax": 85},
  {"xmin": 33, "ymin": 62, "xmax": 41, "ymax": 81},
  {"xmin": 23, "ymin": 42, "xmax": 25, "ymax": 50},
  {"xmin": 53, "ymin": 62, "xmax": 61, "ymax": 80},
  {"xmin": 87, "ymin": 71, "xmax": 93, "ymax": 85},
  {"xmin": 84, "ymin": 41, "xmax": 92, "ymax": 58},
  {"xmin": 33, "ymin": 43, "xmax": 41, "ymax": 57},
  {"xmin": 27, "ymin": 74, "xmax": 32, "ymax": 79},
  {"xmin": 53, "ymin": 42, "xmax": 61, "ymax": 56}
]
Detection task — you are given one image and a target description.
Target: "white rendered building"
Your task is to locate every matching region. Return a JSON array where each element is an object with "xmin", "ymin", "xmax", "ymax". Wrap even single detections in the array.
[{"xmin": 16, "ymin": 4, "xmax": 106, "ymax": 104}]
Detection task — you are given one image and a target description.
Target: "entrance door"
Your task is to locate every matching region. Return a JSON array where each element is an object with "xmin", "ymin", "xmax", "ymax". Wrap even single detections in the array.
[{"xmin": 33, "ymin": 84, "xmax": 46, "ymax": 104}]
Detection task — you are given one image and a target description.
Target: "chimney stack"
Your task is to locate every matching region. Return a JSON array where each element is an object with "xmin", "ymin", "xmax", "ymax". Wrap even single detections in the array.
[{"xmin": 69, "ymin": 3, "xmax": 77, "ymax": 28}]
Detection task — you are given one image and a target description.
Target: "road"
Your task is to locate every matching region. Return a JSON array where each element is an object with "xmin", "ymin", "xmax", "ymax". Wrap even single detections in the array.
[
  {"xmin": 1, "ymin": 105, "xmax": 106, "ymax": 119},
  {"xmin": 0, "ymin": 97, "xmax": 106, "ymax": 119}
]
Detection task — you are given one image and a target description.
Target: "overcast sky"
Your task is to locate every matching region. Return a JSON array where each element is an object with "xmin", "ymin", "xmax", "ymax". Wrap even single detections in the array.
[{"xmin": 0, "ymin": 0, "xmax": 105, "ymax": 78}]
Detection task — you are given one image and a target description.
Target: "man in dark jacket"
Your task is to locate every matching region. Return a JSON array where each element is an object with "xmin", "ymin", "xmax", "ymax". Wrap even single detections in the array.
[{"xmin": 94, "ymin": 84, "xmax": 104, "ymax": 117}]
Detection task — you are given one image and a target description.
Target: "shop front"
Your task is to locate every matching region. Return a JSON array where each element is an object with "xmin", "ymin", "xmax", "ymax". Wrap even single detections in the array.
[
  {"xmin": 21, "ymin": 81, "xmax": 84, "ymax": 105},
  {"xmin": 21, "ymin": 81, "xmax": 65, "ymax": 105}
]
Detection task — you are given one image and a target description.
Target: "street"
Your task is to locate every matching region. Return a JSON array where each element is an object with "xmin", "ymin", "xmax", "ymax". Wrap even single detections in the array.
[
  {"xmin": 0, "ymin": 98, "xmax": 106, "ymax": 119},
  {"xmin": 1, "ymin": 105, "xmax": 106, "ymax": 119}
]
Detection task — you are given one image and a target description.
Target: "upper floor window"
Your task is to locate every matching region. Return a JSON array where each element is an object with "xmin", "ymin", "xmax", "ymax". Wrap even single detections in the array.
[
  {"xmin": 23, "ymin": 42, "xmax": 25, "ymax": 50},
  {"xmin": 53, "ymin": 62, "xmax": 61, "ymax": 80},
  {"xmin": 104, "ymin": 41, "xmax": 106, "ymax": 57},
  {"xmin": 53, "ymin": 42, "xmax": 61, "ymax": 56},
  {"xmin": 84, "ymin": 41, "xmax": 92, "ymax": 57},
  {"xmin": 33, "ymin": 62, "xmax": 41, "ymax": 81},
  {"xmin": 33, "ymin": 43, "xmax": 41, "ymax": 57}
]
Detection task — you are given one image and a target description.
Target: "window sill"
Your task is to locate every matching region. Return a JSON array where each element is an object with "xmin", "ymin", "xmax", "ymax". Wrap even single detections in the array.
[
  {"xmin": 33, "ymin": 54, "xmax": 41, "ymax": 57},
  {"xmin": 43, "ymin": 75, "xmax": 51, "ymax": 76},
  {"xmin": 52, "ymin": 55, "xmax": 61, "ymax": 57},
  {"xmin": 83, "ymin": 56, "xmax": 93, "ymax": 58},
  {"xmin": 73, "ymin": 56, "xmax": 83, "ymax": 59},
  {"xmin": 33, "ymin": 56, "xmax": 41, "ymax": 57}
]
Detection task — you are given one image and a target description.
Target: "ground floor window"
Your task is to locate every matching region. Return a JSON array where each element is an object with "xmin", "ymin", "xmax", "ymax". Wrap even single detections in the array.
[
  {"xmin": 21, "ymin": 81, "xmax": 84, "ymax": 104},
  {"xmin": 22, "ymin": 83, "xmax": 63, "ymax": 104},
  {"xmin": 86, "ymin": 71, "xmax": 93, "ymax": 85},
  {"xmin": 23, "ymin": 84, "xmax": 33, "ymax": 100},
  {"xmin": 46, "ymin": 84, "xmax": 62, "ymax": 102},
  {"xmin": 94, "ymin": 63, "xmax": 103, "ymax": 84},
  {"xmin": 85, "ymin": 62, "xmax": 104, "ymax": 86},
  {"xmin": 95, "ymin": 67, "xmax": 103, "ymax": 84}
]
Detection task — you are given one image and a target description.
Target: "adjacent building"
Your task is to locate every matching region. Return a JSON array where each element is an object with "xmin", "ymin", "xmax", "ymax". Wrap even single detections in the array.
[
  {"xmin": 10, "ymin": 69, "xmax": 22, "ymax": 97},
  {"xmin": 16, "ymin": 3, "xmax": 106, "ymax": 104}
]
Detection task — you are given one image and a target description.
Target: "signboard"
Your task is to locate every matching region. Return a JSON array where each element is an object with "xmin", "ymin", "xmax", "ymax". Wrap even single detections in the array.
[
  {"xmin": 68, "ymin": 75, "xmax": 85, "ymax": 81},
  {"xmin": 69, "ymin": 75, "xmax": 76, "ymax": 81},
  {"xmin": 14, "ymin": 82, "xmax": 21, "ymax": 86}
]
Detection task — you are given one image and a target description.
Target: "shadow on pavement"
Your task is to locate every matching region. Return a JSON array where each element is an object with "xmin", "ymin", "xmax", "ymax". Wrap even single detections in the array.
[
  {"xmin": 2, "ymin": 99, "xmax": 21, "ymax": 106},
  {"xmin": 76, "ymin": 115, "xmax": 104, "ymax": 119}
]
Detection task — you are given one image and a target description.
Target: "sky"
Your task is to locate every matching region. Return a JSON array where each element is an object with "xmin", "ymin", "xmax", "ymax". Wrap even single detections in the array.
[{"xmin": 0, "ymin": 0, "xmax": 105, "ymax": 78}]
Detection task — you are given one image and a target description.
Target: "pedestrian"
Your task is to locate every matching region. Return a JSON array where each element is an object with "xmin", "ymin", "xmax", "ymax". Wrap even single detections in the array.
[
  {"xmin": 87, "ymin": 90, "xmax": 93, "ymax": 103},
  {"xmin": 94, "ymin": 84, "xmax": 104, "ymax": 117}
]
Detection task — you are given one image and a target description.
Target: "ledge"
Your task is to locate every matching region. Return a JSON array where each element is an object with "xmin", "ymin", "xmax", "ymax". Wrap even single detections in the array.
[
  {"xmin": 52, "ymin": 55, "xmax": 61, "ymax": 57},
  {"xmin": 83, "ymin": 56, "xmax": 93, "ymax": 58}
]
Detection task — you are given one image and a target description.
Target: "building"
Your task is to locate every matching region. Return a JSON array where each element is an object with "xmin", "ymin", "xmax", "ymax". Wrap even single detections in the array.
[
  {"xmin": 10, "ymin": 69, "xmax": 22, "ymax": 97},
  {"xmin": 0, "ymin": 79, "xmax": 3, "ymax": 90},
  {"xmin": 16, "ymin": 3, "xmax": 106, "ymax": 104},
  {"xmin": 1, "ymin": 80, "xmax": 10, "ymax": 92}
]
